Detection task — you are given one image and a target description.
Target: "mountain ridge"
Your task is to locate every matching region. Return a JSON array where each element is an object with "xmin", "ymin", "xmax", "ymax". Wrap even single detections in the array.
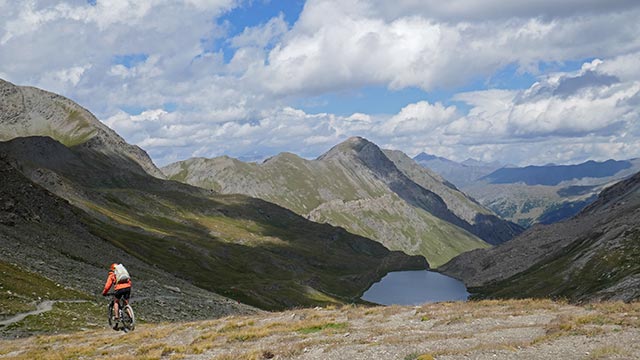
[
  {"xmin": 0, "ymin": 81, "xmax": 428, "ymax": 319},
  {"xmin": 415, "ymin": 149, "xmax": 640, "ymax": 227},
  {"xmin": 481, "ymin": 159, "xmax": 633, "ymax": 186},
  {"xmin": 163, "ymin": 136, "xmax": 523, "ymax": 267},
  {"xmin": 0, "ymin": 78, "xmax": 164, "ymax": 178},
  {"xmin": 439, "ymin": 170, "xmax": 640, "ymax": 302}
]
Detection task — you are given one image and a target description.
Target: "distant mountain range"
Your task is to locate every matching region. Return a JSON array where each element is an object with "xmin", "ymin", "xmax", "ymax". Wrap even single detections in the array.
[
  {"xmin": 414, "ymin": 152, "xmax": 640, "ymax": 227},
  {"xmin": 481, "ymin": 159, "xmax": 633, "ymax": 186},
  {"xmin": 413, "ymin": 152, "xmax": 502, "ymax": 189},
  {"xmin": 163, "ymin": 137, "xmax": 522, "ymax": 267},
  {"xmin": 440, "ymin": 168, "xmax": 640, "ymax": 302},
  {"xmin": 0, "ymin": 79, "xmax": 426, "ymax": 315}
]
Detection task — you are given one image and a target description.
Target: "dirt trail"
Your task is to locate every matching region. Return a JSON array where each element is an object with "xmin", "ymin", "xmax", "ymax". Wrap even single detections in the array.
[
  {"xmin": 0, "ymin": 300, "xmax": 90, "ymax": 328},
  {"xmin": 0, "ymin": 299, "xmax": 638, "ymax": 359},
  {"xmin": 0, "ymin": 301, "xmax": 55, "ymax": 328}
]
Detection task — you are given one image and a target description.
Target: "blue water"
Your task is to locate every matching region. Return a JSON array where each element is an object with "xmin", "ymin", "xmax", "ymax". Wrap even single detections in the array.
[{"xmin": 361, "ymin": 270, "xmax": 469, "ymax": 305}]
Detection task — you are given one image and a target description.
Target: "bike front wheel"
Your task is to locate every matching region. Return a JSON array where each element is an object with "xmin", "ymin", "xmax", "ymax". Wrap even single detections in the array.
[{"xmin": 107, "ymin": 303, "xmax": 115, "ymax": 328}]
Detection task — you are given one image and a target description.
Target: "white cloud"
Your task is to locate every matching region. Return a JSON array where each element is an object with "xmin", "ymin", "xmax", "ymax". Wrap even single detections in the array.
[
  {"xmin": 448, "ymin": 56, "xmax": 640, "ymax": 142},
  {"xmin": 381, "ymin": 101, "xmax": 457, "ymax": 136},
  {"xmin": 42, "ymin": 64, "xmax": 92, "ymax": 88},
  {"xmin": 2, "ymin": 1, "xmax": 640, "ymax": 168},
  {"xmin": 240, "ymin": 0, "xmax": 640, "ymax": 96},
  {"xmin": 230, "ymin": 13, "xmax": 288, "ymax": 48},
  {"xmin": 368, "ymin": 0, "xmax": 640, "ymax": 21}
]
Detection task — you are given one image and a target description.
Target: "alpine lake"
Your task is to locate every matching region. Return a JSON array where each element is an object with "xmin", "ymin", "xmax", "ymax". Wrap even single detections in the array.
[{"xmin": 361, "ymin": 270, "xmax": 469, "ymax": 306}]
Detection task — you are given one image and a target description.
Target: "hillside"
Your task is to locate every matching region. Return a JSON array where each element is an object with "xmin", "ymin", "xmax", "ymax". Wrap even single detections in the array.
[
  {"xmin": 0, "ymin": 78, "xmax": 163, "ymax": 178},
  {"xmin": 163, "ymin": 137, "xmax": 522, "ymax": 267},
  {"xmin": 440, "ymin": 171, "xmax": 640, "ymax": 302},
  {"xmin": 0, "ymin": 155, "xmax": 256, "ymax": 338},
  {"xmin": 0, "ymin": 136, "xmax": 426, "ymax": 312},
  {"xmin": 460, "ymin": 159, "xmax": 640, "ymax": 227},
  {"xmin": 0, "ymin": 79, "xmax": 428, "ymax": 316},
  {"xmin": 2, "ymin": 299, "xmax": 638, "ymax": 359}
]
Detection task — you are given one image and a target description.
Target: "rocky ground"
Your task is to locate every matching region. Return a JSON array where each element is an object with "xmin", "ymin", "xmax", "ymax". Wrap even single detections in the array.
[{"xmin": 1, "ymin": 299, "xmax": 638, "ymax": 359}]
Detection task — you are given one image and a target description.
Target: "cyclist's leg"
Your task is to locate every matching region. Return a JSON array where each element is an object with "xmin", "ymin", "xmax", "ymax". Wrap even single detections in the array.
[
  {"xmin": 121, "ymin": 288, "xmax": 131, "ymax": 316},
  {"xmin": 114, "ymin": 288, "xmax": 130, "ymax": 319},
  {"xmin": 113, "ymin": 294, "xmax": 121, "ymax": 320},
  {"xmin": 122, "ymin": 288, "xmax": 130, "ymax": 305}
]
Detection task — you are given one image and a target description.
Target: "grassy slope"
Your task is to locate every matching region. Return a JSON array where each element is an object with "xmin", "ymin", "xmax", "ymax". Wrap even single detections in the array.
[
  {"xmin": 310, "ymin": 195, "xmax": 489, "ymax": 268},
  {"xmin": 0, "ymin": 137, "xmax": 426, "ymax": 311},
  {"xmin": 472, "ymin": 227, "xmax": 640, "ymax": 300},
  {"xmin": 0, "ymin": 260, "xmax": 104, "ymax": 337},
  {"xmin": 0, "ymin": 261, "xmax": 88, "ymax": 317},
  {"xmin": 80, "ymin": 186, "xmax": 425, "ymax": 310},
  {"xmin": 166, "ymin": 154, "xmax": 488, "ymax": 267}
]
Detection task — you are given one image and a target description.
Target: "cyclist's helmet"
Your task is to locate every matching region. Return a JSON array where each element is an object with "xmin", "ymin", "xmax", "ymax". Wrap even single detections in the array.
[{"xmin": 110, "ymin": 263, "xmax": 117, "ymax": 271}]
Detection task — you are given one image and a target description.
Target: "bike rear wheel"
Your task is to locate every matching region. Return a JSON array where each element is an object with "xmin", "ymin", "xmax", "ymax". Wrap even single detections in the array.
[{"xmin": 121, "ymin": 304, "xmax": 135, "ymax": 331}]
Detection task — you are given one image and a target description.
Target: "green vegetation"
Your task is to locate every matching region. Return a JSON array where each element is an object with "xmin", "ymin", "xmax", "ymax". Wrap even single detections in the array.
[
  {"xmin": 311, "ymin": 195, "xmax": 489, "ymax": 268},
  {"xmin": 0, "ymin": 260, "xmax": 89, "ymax": 317},
  {"xmin": 164, "ymin": 144, "xmax": 501, "ymax": 267},
  {"xmin": 473, "ymin": 228, "xmax": 640, "ymax": 300},
  {"xmin": 78, "ymin": 185, "xmax": 424, "ymax": 310},
  {"xmin": 2, "ymin": 301, "xmax": 103, "ymax": 336},
  {"xmin": 296, "ymin": 321, "xmax": 347, "ymax": 334}
]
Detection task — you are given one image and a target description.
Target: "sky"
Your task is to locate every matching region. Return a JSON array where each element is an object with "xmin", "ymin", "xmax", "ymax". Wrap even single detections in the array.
[{"xmin": 1, "ymin": 0, "xmax": 640, "ymax": 167}]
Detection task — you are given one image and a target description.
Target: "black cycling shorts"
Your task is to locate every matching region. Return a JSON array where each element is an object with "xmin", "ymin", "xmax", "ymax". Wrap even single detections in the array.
[{"xmin": 114, "ymin": 287, "xmax": 131, "ymax": 301}]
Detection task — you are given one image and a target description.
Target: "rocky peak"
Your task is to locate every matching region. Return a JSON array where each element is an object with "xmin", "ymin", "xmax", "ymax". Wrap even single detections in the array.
[
  {"xmin": 317, "ymin": 136, "xmax": 371, "ymax": 157},
  {"xmin": 317, "ymin": 136, "xmax": 394, "ymax": 170},
  {"xmin": 0, "ymin": 78, "xmax": 164, "ymax": 178}
]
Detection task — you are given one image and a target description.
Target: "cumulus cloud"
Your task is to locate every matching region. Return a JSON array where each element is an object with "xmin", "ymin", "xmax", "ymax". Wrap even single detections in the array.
[
  {"xmin": 2, "ymin": 0, "xmax": 640, "ymax": 167},
  {"xmin": 448, "ymin": 57, "xmax": 640, "ymax": 141},
  {"xmin": 381, "ymin": 101, "xmax": 457, "ymax": 136},
  {"xmin": 243, "ymin": 0, "xmax": 640, "ymax": 96},
  {"xmin": 367, "ymin": 0, "xmax": 640, "ymax": 22}
]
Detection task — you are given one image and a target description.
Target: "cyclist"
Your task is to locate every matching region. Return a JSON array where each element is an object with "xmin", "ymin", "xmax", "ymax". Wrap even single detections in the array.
[{"xmin": 102, "ymin": 263, "xmax": 132, "ymax": 329}]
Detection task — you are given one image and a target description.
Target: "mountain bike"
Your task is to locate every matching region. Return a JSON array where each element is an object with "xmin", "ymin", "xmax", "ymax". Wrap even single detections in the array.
[{"xmin": 104, "ymin": 292, "xmax": 135, "ymax": 332}]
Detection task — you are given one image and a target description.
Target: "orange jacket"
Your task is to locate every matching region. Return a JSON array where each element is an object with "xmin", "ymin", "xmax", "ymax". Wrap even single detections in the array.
[{"xmin": 102, "ymin": 271, "xmax": 132, "ymax": 295}]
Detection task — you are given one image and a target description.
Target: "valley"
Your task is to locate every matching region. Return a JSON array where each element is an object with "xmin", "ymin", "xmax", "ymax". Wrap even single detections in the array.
[
  {"xmin": 163, "ymin": 138, "xmax": 521, "ymax": 267},
  {"xmin": 415, "ymin": 152, "xmax": 640, "ymax": 227}
]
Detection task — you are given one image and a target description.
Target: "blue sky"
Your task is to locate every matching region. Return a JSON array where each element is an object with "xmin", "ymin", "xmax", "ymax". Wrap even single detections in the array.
[{"xmin": 1, "ymin": 0, "xmax": 639, "ymax": 166}]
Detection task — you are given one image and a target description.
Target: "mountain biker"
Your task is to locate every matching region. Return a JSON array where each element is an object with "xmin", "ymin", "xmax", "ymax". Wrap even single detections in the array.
[{"xmin": 102, "ymin": 263, "xmax": 132, "ymax": 329}]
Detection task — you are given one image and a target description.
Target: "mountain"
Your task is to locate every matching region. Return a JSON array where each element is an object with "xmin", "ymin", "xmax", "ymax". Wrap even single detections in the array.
[
  {"xmin": 0, "ymin": 154, "xmax": 256, "ymax": 330},
  {"xmin": 0, "ymin": 136, "xmax": 425, "ymax": 311},
  {"xmin": 0, "ymin": 79, "xmax": 163, "ymax": 178},
  {"xmin": 413, "ymin": 152, "xmax": 501, "ymax": 188},
  {"xmin": 163, "ymin": 137, "xmax": 523, "ymax": 267},
  {"xmin": 481, "ymin": 159, "xmax": 633, "ymax": 186},
  {"xmin": 0, "ymin": 81, "xmax": 427, "ymax": 317},
  {"xmin": 463, "ymin": 159, "xmax": 640, "ymax": 227},
  {"xmin": 412, "ymin": 150, "xmax": 640, "ymax": 228},
  {"xmin": 440, "ymin": 171, "xmax": 640, "ymax": 302}
]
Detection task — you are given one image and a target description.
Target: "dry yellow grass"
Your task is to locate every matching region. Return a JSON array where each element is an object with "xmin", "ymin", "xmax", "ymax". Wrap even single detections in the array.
[{"xmin": 1, "ymin": 299, "xmax": 638, "ymax": 360}]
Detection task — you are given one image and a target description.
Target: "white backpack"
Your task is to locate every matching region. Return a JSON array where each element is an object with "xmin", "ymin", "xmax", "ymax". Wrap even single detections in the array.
[{"xmin": 114, "ymin": 264, "xmax": 130, "ymax": 283}]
